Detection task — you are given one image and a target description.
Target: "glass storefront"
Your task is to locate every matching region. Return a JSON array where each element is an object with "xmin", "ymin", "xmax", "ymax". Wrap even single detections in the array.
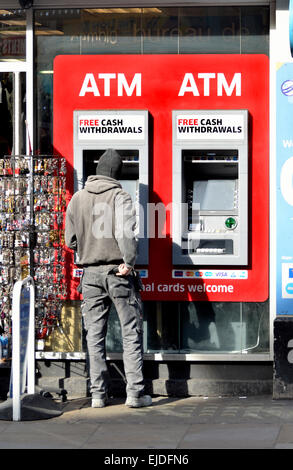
[
  {"xmin": 35, "ymin": 6, "xmax": 269, "ymax": 357},
  {"xmin": 0, "ymin": 9, "xmax": 26, "ymax": 61},
  {"xmin": 34, "ymin": 7, "xmax": 269, "ymax": 153},
  {"xmin": 0, "ymin": 71, "xmax": 26, "ymax": 156},
  {"xmin": 1, "ymin": 6, "xmax": 271, "ymax": 358},
  {"xmin": 106, "ymin": 300, "xmax": 270, "ymax": 354}
]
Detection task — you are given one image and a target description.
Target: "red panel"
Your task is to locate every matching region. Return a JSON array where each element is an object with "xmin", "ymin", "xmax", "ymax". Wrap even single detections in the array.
[{"xmin": 53, "ymin": 54, "xmax": 269, "ymax": 302}]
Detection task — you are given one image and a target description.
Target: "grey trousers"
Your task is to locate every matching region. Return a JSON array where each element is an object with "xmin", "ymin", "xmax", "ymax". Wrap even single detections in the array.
[{"xmin": 81, "ymin": 265, "xmax": 145, "ymax": 399}]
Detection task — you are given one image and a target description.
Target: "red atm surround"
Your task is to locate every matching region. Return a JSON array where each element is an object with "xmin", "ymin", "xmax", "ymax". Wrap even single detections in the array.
[{"xmin": 53, "ymin": 54, "xmax": 269, "ymax": 303}]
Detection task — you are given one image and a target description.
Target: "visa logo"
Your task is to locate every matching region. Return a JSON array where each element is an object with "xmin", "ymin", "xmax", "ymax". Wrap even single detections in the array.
[{"xmin": 215, "ymin": 272, "xmax": 228, "ymax": 278}]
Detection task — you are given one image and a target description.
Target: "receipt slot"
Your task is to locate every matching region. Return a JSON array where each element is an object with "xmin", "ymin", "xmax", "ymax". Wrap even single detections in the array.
[
  {"xmin": 73, "ymin": 110, "xmax": 149, "ymax": 265},
  {"xmin": 172, "ymin": 109, "xmax": 248, "ymax": 266}
]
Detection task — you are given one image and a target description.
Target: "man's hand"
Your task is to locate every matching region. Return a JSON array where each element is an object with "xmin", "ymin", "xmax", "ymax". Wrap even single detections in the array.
[{"xmin": 116, "ymin": 263, "xmax": 132, "ymax": 276}]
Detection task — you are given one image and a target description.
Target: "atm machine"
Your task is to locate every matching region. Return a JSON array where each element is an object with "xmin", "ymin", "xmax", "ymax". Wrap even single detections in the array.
[
  {"xmin": 172, "ymin": 109, "xmax": 248, "ymax": 266},
  {"xmin": 73, "ymin": 109, "xmax": 149, "ymax": 265}
]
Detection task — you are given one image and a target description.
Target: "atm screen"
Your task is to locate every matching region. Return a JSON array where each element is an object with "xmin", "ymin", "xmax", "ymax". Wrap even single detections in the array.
[
  {"xmin": 120, "ymin": 180, "xmax": 139, "ymax": 204},
  {"xmin": 193, "ymin": 179, "xmax": 237, "ymax": 211},
  {"xmin": 82, "ymin": 149, "xmax": 139, "ymax": 183}
]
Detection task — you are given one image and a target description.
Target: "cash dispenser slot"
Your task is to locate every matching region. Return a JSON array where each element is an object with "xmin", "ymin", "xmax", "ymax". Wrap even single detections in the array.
[{"xmin": 184, "ymin": 238, "xmax": 234, "ymax": 255}]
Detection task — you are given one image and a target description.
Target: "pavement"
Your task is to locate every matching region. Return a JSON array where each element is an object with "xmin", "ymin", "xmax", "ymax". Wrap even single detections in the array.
[{"xmin": 0, "ymin": 394, "xmax": 293, "ymax": 453}]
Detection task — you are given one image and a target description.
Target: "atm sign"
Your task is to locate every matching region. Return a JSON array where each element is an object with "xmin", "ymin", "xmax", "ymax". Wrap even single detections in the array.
[{"xmin": 78, "ymin": 113, "xmax": 145, "ymax": 141}]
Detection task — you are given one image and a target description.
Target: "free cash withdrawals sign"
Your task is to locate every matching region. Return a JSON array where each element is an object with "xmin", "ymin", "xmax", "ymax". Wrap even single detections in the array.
[
  {"xmin": 78, "ymin": 113, "xmax": 145, "ymax": 141},
  {"xmin": 176, "ymin": 113, "xmax": 245, "ymax": 140}
]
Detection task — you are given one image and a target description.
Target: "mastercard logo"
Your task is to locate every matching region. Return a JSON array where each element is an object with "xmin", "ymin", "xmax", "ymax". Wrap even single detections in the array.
[{"xmin": 185, "ymin": 271, "xmax": 194, "ymax": 277}]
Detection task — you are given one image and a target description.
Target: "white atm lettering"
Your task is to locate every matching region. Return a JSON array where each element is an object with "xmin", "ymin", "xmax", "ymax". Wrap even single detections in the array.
[
  {"xmin": 79, "ymin": 73, "xmax": 141, "ymax": 97},
  {"xmin": 78, "ymin": 71, "xmax": 241, "ymax": 98},
  {"xmin": 178, "ymin": 72, "xmax": 242, "ymax": 97}
]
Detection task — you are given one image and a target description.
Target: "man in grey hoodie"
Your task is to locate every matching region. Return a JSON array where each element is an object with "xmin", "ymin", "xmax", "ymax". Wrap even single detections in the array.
[{"xmin": 65, "ymin": 149, "xmax": 152, "ymax": 408}]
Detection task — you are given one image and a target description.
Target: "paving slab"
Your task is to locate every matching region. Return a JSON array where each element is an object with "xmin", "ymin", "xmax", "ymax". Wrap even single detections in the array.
[
  {"xmin": 178, "ymin": 423, "xmax": 282, "ymax": 449},
  {"xmin": 0, "ymin": 420, "xmax": 100, "ymax": 449},
  {"xmin": 275, "ymin": 424, "xmax": 293, "ymax": 447},
  {"xmin": 82, "ymin": 422, "xmax": 190, "ymax": 449}
]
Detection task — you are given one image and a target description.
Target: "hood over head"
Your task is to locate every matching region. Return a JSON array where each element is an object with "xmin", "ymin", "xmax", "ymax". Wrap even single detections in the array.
[
  {"xmin": 96, "ymin": 148, "xmax": 123, "ymax": 180},
  {"xmin": 84, "ymin": 174, "xmax": 122, "ymax": 195}
]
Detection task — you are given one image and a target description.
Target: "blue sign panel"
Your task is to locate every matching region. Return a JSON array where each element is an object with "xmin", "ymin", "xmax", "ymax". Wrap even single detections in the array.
[{"xmin": 276, "ymin": 63, "xmax": 293, "ymax": 314}]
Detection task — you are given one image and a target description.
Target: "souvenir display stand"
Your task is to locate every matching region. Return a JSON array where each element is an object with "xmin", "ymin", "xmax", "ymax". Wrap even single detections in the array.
[{"xmin": 0, "ymin": 155, "xmax": 66, "ymax": 365}]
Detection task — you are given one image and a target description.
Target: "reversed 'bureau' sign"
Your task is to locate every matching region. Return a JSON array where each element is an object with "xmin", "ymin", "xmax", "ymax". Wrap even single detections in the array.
[{"xmin": 78, "ymin": 114, "xmax": 145, "ymax": 140}]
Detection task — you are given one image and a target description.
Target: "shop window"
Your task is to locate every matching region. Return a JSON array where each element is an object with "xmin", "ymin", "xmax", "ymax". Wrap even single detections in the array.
[
  {"xmin": 180, "ymin": 301, "xmax": 269, "ymax": 354},
  {"xmin": 143, "ymin": 302, "xmax": 180, "ymax": 352},
  {"xmin": 0, "ymin": 71, "xmax": 26, "ymax": 157},
  {"xmin": 34, "ymin": 6, "xmax": 270, "ymax": 357},
  {"xmin": 0, "ymin": 72, "xmax": 13, "ymax": 154},
  {"xmin": 141, "ymin": 8, "xmax": 178, "ymax": 54},
  {"xmin": 35, "ymin": 6, "xmax": 269, "ymax": 154},
  {"xmin": 179, "ymin": 7, "xmax": 240, "ymax": 54},
  {"xmin": 242, "ymin": 301, "xmax": 270, "ymax": 354},
  {"xmin": 105, "ymin": 300, "xmax": 269, "ymax": 355},
  {"xmin": 0, "ymin": 9, "xmax": 26, "ymax": 61},
  {"xmin": 240, "ymin": 7, "xmax": 270, "ymax": 54}
]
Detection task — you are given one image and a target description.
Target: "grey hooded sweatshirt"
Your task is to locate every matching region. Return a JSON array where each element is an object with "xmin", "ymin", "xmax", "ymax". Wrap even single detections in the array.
[{"xmin": 65, "ymin": 175, "xmax": 137, "ymax": 268}]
